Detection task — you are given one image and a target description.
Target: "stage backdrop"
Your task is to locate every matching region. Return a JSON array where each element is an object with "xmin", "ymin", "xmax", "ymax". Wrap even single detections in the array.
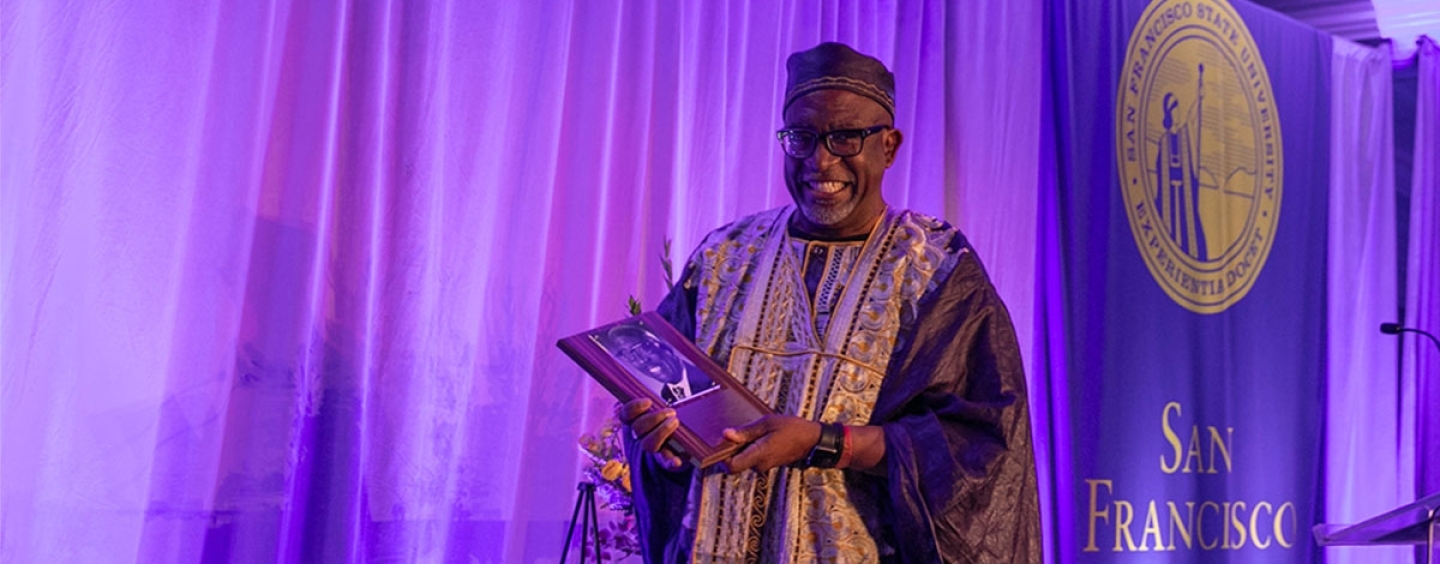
[
  {"xmin": 1040, "ymin": 0, "xmax": 1390, "ymax": 561},
  {"xmin": 0, "ymin": 1, "xmax": 1043, "ymax": 562},
  {"xmin": 4, "ymin": 0, "xmax": 1434, "ymax": 562}
]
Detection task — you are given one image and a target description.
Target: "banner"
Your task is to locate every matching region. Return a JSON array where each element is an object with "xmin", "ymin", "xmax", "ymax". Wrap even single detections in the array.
[{"xmin": 1044, "ymin": 0, "xmax": 1331, "ymax": 560}]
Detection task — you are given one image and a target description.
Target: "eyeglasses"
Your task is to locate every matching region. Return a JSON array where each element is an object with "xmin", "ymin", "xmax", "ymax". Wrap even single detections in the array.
[{"xmin": 775, "ymin": 125, "xmax": 891, "ymax": 159}]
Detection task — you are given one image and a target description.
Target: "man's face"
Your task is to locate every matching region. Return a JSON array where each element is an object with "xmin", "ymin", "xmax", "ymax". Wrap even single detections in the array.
[
  {"xmin": 783, "ymin": 89, "xmax": 902, "ymax": 239},
  {"xmin": 617, "ymin": 337, "xmax": 682, "ymax": 384}
]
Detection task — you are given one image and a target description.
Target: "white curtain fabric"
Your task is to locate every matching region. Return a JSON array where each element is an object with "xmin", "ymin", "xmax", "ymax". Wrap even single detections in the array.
[
  {"xmin": 1407, "ymin": 36, "xmax": 1440, "ymax": 503},
  {"xmin": 0, "ymin": 1, "xmax": 1043, "ymax": 561},
  {"xmin": 1324, "ymin": 38, "xmax": 1407, "ymax": 564}
]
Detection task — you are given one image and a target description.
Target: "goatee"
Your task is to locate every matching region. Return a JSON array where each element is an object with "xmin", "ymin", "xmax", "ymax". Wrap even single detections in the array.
[{"xmin": 800, "ymin": 198, "xmax": 857, "ymax": 227}]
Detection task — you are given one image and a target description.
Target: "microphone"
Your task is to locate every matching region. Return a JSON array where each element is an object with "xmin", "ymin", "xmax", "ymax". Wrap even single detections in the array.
[{"xmin": 1379, "ymin": 322, "xmax": 1440, "ymax": 355}]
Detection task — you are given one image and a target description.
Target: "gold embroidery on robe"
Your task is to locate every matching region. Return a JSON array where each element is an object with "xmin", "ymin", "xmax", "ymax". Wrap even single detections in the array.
[{"xmin": 682, "ymin": 206, "xmax": 957, "ymax": 563}]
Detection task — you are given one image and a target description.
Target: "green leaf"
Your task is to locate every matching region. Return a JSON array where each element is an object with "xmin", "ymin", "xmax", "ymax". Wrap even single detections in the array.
[{"xmin": 661, "ymin": 238, "xmax": 675, "ymax": 291}]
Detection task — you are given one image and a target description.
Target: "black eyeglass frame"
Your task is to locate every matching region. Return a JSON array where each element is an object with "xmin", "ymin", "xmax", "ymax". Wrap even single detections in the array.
[{"xmin": 775, "ymin": 124, "xmax": 892, "ymax": 159}]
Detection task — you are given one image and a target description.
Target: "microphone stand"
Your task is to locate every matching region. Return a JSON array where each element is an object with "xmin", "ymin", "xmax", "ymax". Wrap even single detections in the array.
[
  {"xmin": 1381, "ymin": 323, "xmax": 1440, "ymax": 563},
  {"xmin": 1381, "ymin": 322, "xmax": 1440, "ymax": 357}
]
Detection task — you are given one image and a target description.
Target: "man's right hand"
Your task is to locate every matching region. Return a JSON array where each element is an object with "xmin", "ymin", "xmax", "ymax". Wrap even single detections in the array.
[{"xmin": 616, "ymin": 398, "xmax": 686, "ymax": 470}]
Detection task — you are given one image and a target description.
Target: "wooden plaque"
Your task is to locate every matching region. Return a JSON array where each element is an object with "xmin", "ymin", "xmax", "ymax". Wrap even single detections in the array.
[{"xmin": 557, "ymin": 311, "xmax": 772, "ymax": 468}]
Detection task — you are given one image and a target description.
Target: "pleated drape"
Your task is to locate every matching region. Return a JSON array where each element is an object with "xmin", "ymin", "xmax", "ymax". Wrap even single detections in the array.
[{"xmin": 0, "ymin": 1, "xmax": 1043, "ymax": 561}]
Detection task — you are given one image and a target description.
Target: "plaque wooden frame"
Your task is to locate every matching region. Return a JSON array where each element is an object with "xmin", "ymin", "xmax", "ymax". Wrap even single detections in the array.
[{"xmin": 557, "ymin": 312, "xmax": 772, "ymax": 468}]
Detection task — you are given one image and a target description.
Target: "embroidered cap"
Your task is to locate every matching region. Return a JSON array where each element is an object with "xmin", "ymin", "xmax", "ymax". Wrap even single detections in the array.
[{"xmin": 783, "ymin": 42, "xmax": 896, "ymax": 119}]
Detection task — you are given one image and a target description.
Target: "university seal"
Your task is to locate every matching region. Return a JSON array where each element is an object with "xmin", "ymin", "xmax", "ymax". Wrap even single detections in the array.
[{"xmin": 1116, "ymin": 0, "xmax": 1282, "ymax": 314}]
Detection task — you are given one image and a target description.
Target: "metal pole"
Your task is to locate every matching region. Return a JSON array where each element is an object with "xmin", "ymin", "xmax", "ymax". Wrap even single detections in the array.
[
  {"xmin": 587, "ymin": 483, "xmax": 603, "ymax": 563},
  {"xmin": 558, "ymin": 480, "xmax": 587, "ymax": 564},
  {"xmin": 1427, "ymin": 506, "xmax": 1435, "ymax": 564}
]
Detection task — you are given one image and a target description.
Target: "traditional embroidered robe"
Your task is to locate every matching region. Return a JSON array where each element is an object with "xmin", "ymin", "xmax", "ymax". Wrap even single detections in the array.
[{"xmin": 629, "ymin": 206, "xmax": 1041, "ymax": 563}]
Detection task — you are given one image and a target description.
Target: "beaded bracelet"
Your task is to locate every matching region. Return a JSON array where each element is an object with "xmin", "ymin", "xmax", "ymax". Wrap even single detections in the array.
[{"xmin": 837, "ymin": 425, "xmax": 854, "ymax": 469}]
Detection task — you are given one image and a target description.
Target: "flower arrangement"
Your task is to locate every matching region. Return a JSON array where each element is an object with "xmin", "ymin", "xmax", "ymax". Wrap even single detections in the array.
[
  {"xmin": 575, "ymin": 417, "xmax": 641, "ymax": 560},
  {"xmin": 571, "ymin": 239, "xmax": 675, "ymax": 561},
  {"xmin": 578, "ymin": 417, "xmax": 635, "ymax": 512}
]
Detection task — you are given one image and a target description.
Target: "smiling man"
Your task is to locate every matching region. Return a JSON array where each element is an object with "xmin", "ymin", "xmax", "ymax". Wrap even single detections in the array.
[{"xmin": 619, "ymin": 42, "xmax": 1041, "ymax": 563}]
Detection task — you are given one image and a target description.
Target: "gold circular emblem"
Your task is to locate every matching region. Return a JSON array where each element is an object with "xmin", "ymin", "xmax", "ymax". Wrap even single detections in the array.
[{"xmin": 1116, "ymin": 0, "xmax": 1282, "ymax": 314}]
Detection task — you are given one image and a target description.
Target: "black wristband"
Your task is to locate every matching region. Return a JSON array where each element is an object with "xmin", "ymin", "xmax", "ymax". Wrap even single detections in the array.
[{"xmin": 803, "ymin": 422, "xmax": 844, "ymax": 469}]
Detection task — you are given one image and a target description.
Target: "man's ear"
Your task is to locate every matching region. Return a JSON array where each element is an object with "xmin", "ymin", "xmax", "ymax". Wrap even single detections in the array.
[{"xmin": 883, "ymin": 128, "xmax": 904, "ymax": 167}]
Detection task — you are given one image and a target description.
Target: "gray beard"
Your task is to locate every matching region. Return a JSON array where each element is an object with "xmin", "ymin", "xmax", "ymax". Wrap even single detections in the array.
[{"xmin": 800, "ymin": 197, "xmax": 857, "ymax": 227}]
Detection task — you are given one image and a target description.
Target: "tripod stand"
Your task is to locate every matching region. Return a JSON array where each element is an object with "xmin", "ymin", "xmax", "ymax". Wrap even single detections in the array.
[{"xmin": 560, "ymin": 482, "xmax": 603, "ymax": 563}]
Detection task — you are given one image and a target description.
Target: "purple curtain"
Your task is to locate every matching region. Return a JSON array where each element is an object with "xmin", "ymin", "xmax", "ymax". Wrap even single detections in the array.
[
  {"xmin": 1407, "ymin": 36, "xmax": 1440, "ymax": 504},
  {"xmin": 1325, "ymin": 38, "xmax": 1406, "ymax": 564},
  {"xmin": 0, "ymin": 1, "xmax": 1043, "ymax": 561}
]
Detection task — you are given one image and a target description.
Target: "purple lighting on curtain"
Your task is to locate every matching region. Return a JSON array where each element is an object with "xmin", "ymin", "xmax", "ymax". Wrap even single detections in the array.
[
  {"xmin": 1407, "ymin": 35, "xmax": 1440, "ymax": 506},
  {"xmin": 1, "ymin": 1, "xmax": 1044, "ymax": 562},
  {"xmin": 1324, "ymin": 37, "xmax": 1407, "ymax": 564}
]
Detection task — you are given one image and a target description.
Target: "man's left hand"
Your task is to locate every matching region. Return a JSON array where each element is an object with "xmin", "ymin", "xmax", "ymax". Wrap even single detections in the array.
[{"xmin": 721, "ymin": 415, "xmax": 822, "ymax": 473}]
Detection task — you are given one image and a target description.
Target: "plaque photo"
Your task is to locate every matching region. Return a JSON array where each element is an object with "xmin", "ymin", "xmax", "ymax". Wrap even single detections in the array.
[{"xmin": 557, "ymin": 311, "xmax": 772, "ymax": 468}]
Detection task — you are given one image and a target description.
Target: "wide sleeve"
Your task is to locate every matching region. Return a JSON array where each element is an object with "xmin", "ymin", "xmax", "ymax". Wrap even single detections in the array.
[{"xmin": 854, "ymin": 251, "xmax": 1042, "ymax": 563}]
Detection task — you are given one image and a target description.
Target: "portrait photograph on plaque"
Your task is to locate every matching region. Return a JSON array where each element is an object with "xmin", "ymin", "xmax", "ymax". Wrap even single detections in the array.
[
  {"xmin": 557, "ymin": 311, "xmax": 772, "ymax": 468},
  {"xmin": 590, "ymin": 322, "xmax": 717, "ymax": 405}
]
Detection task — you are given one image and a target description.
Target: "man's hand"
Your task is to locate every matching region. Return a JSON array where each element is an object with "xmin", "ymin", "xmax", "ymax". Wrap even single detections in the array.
[
  {"xmin": 616, "ymin": 399, "xmax": 686, "ymax": 470},
  {"xmin": 721, "ymin": 415, "xmax": 822, "ymax": 473}
]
